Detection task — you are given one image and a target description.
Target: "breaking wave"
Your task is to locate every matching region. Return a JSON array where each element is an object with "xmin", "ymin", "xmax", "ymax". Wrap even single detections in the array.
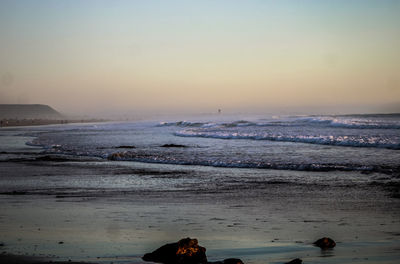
[
  {"xmin": 157, "ymin": 121, "xmax": 212, "ymax": 127},
  {"xmin": 158, "ymin": 115, "xmax": 400, "ymax": 130},
  {"xmin": 174, "ymin": 131, "xmax": 400, "ymax": 150},
  {"xmin": 296, "ymin": 116, "xmax": 400, "ymax": 129}
]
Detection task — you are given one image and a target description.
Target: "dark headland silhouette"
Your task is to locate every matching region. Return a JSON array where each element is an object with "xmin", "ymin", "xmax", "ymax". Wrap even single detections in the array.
[
  {"xmin": 0, "ymin": 104, "xmax": 62, "ymax": 119},
  {"xmin": 0, "ymin": 104, "xmax": 104, "ymax": 127}
]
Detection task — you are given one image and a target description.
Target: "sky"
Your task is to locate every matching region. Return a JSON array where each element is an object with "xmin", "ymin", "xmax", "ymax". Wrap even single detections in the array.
[{"xmin": 0, "ymin": 0, "xmax": 399, "ymax": 116}]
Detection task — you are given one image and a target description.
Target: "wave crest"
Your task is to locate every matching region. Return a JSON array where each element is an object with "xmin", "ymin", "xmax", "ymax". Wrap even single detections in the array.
[
  {"xmin": 174, "ymin": 131, "xmax": 400, "ymax": 150},
  {"xmin": 157, "ymin": 116, "xmax": 400, "ymax": 130},
  {"xmin": 157, "ymin": 121, "xmax": 212, "ymax": 127}
]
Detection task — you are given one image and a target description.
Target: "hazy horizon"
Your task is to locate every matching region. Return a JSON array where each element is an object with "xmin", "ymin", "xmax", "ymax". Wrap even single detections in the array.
[{"xmin": 1, "ymin": 0, "xmax": 399, "ymax": 117}]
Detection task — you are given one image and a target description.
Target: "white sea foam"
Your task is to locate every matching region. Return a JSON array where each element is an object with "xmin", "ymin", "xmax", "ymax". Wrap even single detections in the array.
[
  {"xmin": 296, "ymin": 116, "xmax": 400, "ymax": 129},
  {"xmin": 157, "ymin": 121, "xmax": 211, "ymax": 127},
  {"xmin": 174, "ymin": 130, "xmax": 400, "ymax": 149},
  {"xmin": 158, "ymin": 115, "xmax": 400, "ymax": 129}
]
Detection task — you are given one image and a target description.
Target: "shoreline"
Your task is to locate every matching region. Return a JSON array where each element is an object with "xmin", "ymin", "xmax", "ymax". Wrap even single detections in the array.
[
  {"xmin": 1, "ymin": 237, "xmax": 399, "ymax": 264},
  {"xmin": 1, "ymin": 159, "xmax": 399, "ymax": 264},
  {"xmin": 0, "ymin": 119, "xmax": 109, "ymax": 128},
  {"xmin": 0, "ymin": 253, "xmax": 98, "ymax": 264}
]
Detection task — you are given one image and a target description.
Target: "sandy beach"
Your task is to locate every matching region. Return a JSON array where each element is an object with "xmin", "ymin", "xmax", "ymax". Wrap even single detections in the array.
[{"xmin": 1, "ymin": 159, "xmax": 399, "ymax": 264}]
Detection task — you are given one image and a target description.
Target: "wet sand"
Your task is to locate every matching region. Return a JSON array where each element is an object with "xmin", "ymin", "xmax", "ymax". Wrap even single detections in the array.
[
  {"xmin": 0, "ymin": 253, "xmax": 97, "ymax": 264},
  {"xmin": 0, "ymin": 158, "xmax": 399, "ymax": 264}
]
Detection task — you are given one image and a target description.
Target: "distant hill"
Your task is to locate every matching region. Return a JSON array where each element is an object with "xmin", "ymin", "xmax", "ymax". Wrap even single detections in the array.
[{"xmin": 0, "ymin": 104, "xmax": 63, "ymax": 119}]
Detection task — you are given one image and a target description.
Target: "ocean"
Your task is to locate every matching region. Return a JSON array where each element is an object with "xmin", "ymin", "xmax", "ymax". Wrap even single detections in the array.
[
  {"xmin": 0, "ymin": 113, "xmax": 399, "ymax": 264},
  {"xmin": 24, "ymin": 113, "xmax": 400, "ymax": 172}
]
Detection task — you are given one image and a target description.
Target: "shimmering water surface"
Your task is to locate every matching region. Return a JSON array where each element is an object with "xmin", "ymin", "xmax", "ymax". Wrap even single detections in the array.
[{"xmin": 21, "ymin": 114, "xmax": 400, "ymax": 171}]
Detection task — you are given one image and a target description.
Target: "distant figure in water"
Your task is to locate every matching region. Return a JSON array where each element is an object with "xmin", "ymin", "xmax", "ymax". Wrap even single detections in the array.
[{"xmin": 218, "ymin": 109, "xmax": 222, "ymax": 114}]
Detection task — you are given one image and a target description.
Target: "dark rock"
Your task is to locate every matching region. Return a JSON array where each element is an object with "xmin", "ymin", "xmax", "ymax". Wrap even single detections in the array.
[
  {"xmin": 108, "ymin": 152, "xmax": 127, "ymax": 160},
  {"xmin": 0, "ymin": 242, "xmax": 4, "ymax": 247},
  {"xmin": 143, "ymin": 238, "xmax": 207, "ymax": 264},
  {"xmin": 161, "ymin": 144, "xmax": 187, "ymax": 148},
  {"xmin": 313, "ymin": 237, "xmax": 336, "ymax": 249},
  {"xmin": 115, "ymin": 145, "xmax": 136, "ymax": 149},
  {"xmin": 221, "ymin": 259, "xmax": 244, "ymax": 264},
  {"xmin": 208, "ymin": 259, "xmax": 244, "ymax": 264},
  {"xmin": 285, "ymin": 258, "xmax": 302, "ymax": 264},
  {"xmin": 108, "ymin": 152, "xmax": 120, "ymax": 160},
  {"xmin": 58, "ymin": 241, "xmax": 64, "ymax": 244}
]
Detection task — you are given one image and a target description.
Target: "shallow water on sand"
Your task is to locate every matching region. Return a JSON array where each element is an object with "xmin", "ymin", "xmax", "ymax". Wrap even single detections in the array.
[{"xmin": 1, "ymin": 159, "xmax": 399, "ymax": 264}]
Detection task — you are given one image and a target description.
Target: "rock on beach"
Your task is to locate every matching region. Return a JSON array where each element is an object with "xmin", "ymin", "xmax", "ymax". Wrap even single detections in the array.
[
  {"xmin": 313, "ymin": 237, "xmax": 336, "ymax": 249},
  {"xmin": 143, "ymin": 238, "xmax": 207, "ymax": 264}
]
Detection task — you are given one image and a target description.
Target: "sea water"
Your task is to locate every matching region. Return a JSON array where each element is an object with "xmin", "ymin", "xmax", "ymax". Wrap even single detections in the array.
[{"xmin": 23, "ymin": 113, "xmax": 400, "ymax": 173}]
